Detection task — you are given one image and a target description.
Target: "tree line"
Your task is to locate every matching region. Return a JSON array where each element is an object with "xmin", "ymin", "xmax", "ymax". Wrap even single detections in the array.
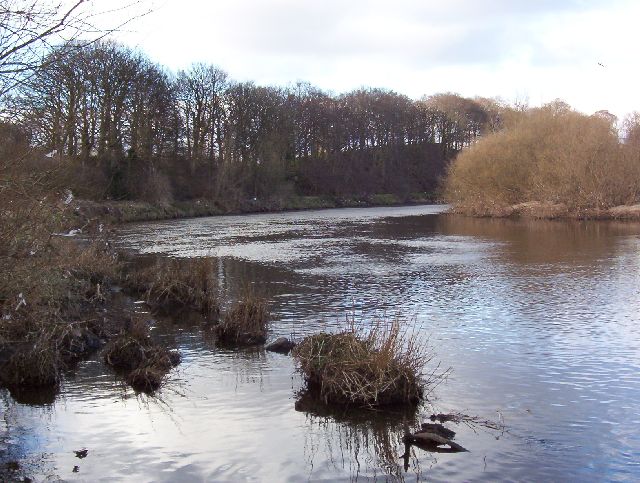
[{"xmin": 6, "ymin": 41, "xmax": 514, "ymax": 204}]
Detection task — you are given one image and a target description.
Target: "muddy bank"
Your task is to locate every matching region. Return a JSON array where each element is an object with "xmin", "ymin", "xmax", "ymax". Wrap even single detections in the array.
[
  {"xmin": 75, "ymin": 192, "xmax": 437, "ymax": 223},
  {"xmin": 451, "ymin": 201, "xmax": 640, "ymax": 220}
]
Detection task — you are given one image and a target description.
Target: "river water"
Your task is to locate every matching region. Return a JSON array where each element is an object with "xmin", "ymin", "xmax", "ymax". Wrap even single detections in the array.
[{"xmin": 2, "ymin": 205, "xmax": 640, "ymax": 482}]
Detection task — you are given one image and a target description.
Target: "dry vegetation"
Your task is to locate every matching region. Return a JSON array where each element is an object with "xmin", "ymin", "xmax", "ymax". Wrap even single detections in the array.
[
  {"xmin": 293, "ymin": 318, "xmax": 438, "ymax": 408},
  {"xmin": 0, "ymin": 233, "xmax": 120, "ymax": 389},
  {"xmin": 445, "ymin": 102, "xmax": 640, "ymax": 217},
  {"xmin": 103, "ymin": 317, "xmax": 180, "ymax": 393},
  {"xmin": 123, "ymin": 257, "xmax": 220, "ymax": 317},
  {"xmin": 213, "ymin": 295, "xmax": 270, "ymax": 346},
  {"xmin": 0, "ymin": 136, "xmax": 123, "ymax": 388},
  {"xmin": 0, "ymin": 138, "xmax": 183, "ymax": 392}
]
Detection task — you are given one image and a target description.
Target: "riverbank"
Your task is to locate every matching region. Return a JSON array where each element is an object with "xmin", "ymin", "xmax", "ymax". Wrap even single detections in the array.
[
  {"xmin": 450, "ymin": 201, "xmax": 640, "ymax": 220},
  {"xmin": 74, "ymin": 193, "xmax": 437, "ymax": 224}
]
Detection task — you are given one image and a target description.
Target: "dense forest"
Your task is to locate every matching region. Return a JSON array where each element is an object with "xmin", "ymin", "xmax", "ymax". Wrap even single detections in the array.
[{"xmin": 3, "ymin": 41, "xmax": 513, "ymax": 206}]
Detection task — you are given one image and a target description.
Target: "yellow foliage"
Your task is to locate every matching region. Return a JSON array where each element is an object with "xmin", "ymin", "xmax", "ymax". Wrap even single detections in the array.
[{"xmin": 444, "ymin": 103, "xmax": 640, "ymax": 214}]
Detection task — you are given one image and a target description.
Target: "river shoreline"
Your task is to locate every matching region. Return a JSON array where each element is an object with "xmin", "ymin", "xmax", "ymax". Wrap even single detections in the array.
[
  {"xmin": 2, "ymin": 204, "xmax": 640, "ymax": 481},
  {"xmin": 450, "ymin": 200, "xmax": 640, "ymax": 221},
  {"xmin": 74, "ymin": 193, "xmax": 438, "ymax": 224},
  {"xmin": 76, "ymin": 196, "xmax": 640, "ymax": 226}
]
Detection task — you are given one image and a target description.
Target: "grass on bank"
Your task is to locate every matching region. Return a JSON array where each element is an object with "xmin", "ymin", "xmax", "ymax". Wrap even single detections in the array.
[
  {"xmin": 293, "ymin": 318, "xmax": 437, "ymax": 408},
  {"xmin": 75, "ymin": 192, "xmax": 436, "ymax": 224},
  {"xmin": 0, "ymin": 150, "xmax": 181, "ymax": 391},
  {"xmin": 0, "ymin": 196, "xmax": 122, "ymax": 389},
  {"xmin": 444, "ymin": 102, "xmax": 640, "ymax": 216}
]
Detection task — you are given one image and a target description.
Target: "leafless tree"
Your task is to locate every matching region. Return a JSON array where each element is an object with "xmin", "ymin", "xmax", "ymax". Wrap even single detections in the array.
[{"xmin": 0, "ymin": 0, "xmax": 149, "ymax": 98}]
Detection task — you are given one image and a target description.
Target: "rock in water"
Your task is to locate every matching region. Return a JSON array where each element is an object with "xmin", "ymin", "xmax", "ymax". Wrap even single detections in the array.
[
  {"xmin": 419, "ymin": 423, "xmax": 456, "ymax": 440},
  {"xmin": 265, "ymin": 337, "xmax": 296, "ymax": 354},
  {"xmin": 74, "ymin": 449, "xmax": 88, "ymax": 459},
  {"xmin": 404, "ymin": 431, "xmax": 468, "ymax": 452}
]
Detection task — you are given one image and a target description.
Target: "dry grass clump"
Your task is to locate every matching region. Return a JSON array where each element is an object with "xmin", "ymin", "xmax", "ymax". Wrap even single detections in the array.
[
  {"xmin": 65, "ymin": 240, "xmax": 122, "ymax": 286},
  {"xmin": 0, "ymin": 142, "xmax": 124, "ymax": 391},
  {"xmin": 0, "ymin": 316, "xmax": 106, "ymax": 388},
  {"xmin": 0, "ymin": 236, "xmax": 120, "ymax": 389},
  {"xmin": 293, "ymin": 319, "xmax": 435, "ymax": 408},
  {"xmin": 126, "ymin": 366, "xmax": 164, "ymax": 392},
  {"xmin": 214, "ymin": 295, "xmax": 270, "ymax": 346},
  {"xmin": 444, "ymin": 101, "xmax": 640, "ymax": 215},
  {"xmin": 0, "ymin": 338, "xmax": 61, "ymax": 387},
  {"xmin": 103, "ymin": 318, "xmax": 180, "ymax": 393},
  {"xmin": 123, "ymin": 257, "xmax": 219, "ymax": 317}
]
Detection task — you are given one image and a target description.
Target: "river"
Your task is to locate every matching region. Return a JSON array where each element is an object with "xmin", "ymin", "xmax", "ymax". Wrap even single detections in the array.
[{"xmin": 2, "ymin": 205, "xmax": 640, "ymax": 481}]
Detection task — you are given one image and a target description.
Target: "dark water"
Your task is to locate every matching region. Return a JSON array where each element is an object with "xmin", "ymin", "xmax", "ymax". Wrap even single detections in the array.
[{"xmin": 2, "ymin": 205, "xmax": 640, "ymax": 482}]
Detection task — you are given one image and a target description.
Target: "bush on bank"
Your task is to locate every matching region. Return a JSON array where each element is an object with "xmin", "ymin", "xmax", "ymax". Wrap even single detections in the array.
[{"xmin": 444, "ymin": 102, "xmax": 640, "ymax": 216}]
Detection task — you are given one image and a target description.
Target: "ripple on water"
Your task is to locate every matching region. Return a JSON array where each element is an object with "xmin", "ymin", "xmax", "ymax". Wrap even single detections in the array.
[{"xmin": 4, "ymin": 207, "xmax": 640, "ymax": 481}]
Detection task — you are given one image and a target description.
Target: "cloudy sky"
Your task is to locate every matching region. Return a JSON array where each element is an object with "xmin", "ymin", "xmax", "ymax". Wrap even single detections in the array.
[{"xmin": 114, "ymin": 0, "xmax": 638, "ymax": 119}]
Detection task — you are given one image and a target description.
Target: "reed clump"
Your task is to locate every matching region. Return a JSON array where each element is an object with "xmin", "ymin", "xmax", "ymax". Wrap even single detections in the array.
[
  {"xmin": 0, "ymin": 336, "xmax": 61, "ymax": 387},
  {"xmin": 214, "ymin": 295, "xmax": 270, "ymax": 346},
  {"xmin": 103, "ymin": 317, "xmax": 180, "ymax": 392},
  {"xmin": 0, "ymin": 315, "xmax": 107, "ymax": 388},
  {"xmin": 0, "ymin": 239, "xmax": 120, "ymax": 389},
  {"xmin": 123, "ymin": 257, "xmax": 220, "ymax": 317},
  {"xmin": 293, "ymin": 319, "xmax": 434, "ymax": 408}
]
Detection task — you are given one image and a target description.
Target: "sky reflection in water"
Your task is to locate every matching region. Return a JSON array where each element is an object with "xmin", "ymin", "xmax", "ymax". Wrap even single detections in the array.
[{"xmin": 3, "ymin": 205, "xmax": 640, "ymax": 481}]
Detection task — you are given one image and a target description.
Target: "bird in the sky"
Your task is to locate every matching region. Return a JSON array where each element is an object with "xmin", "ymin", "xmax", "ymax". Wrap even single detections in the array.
[{"xmin": 598, "ymin": 62, "xmax": 606, "ymax": 68}]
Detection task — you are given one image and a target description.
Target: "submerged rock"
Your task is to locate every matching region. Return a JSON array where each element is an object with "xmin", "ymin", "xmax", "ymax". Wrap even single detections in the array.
[
  {"xmin": 404, "ymin": 422, "xmax": 468, "ymax": 452},
  {"xmin": 265, "ymin": 337, "xmax": 296, "ymax": 354},
  {"xmin": 420, "ymin": 422, "xmax": 456, "ymax": 440},
  {"xmin": 74, "ymin": 449, "xmax": 88, "ymax": 459},
  {"xmin": 404, "ymin": 431, "xmax": 468, "ymax": 452}
]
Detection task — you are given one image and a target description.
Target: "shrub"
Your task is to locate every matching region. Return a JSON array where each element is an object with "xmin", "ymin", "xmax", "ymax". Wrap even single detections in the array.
[
  {"xmin": 293, "ymin": 318, "xmax": 435, "ymax": 408},
  {"xmin": 444, "ymin": 102, "xmax": 640, "ymax": 214},
  {"xmin": 131, "ymin": 168, "xmax": 174, "ymax": 204}
]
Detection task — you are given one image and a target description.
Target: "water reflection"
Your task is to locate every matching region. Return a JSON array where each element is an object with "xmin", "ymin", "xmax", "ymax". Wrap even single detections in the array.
[
  {"xmin": 295, "ymin": 392, "xmax": 423, "ymax": 481},
  {"xmin": 3, "ymin": 205, "xmax": 640, "ymax": 481}
]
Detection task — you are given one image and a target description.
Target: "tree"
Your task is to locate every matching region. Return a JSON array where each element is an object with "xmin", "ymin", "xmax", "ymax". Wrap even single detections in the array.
[
  {"xmin": 176, "ymin": 63, "xmax": 228, "ymax": 165},
  {"xmin": 0, "ymin": 0, "xmax": 149, "ymax": 98},
  {"xmin": 422, "ymin": 93, "xmax": 489, "ymax": 154},
  {"xmin": 622, "ymin": 112, "xmax": 640, "ymax": 147}
]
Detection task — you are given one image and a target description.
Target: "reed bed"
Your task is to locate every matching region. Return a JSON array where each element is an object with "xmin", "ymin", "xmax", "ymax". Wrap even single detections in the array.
[
  {"xmin": 214, "ymin": 295, "xmax": 270, "ymax": 346},
  {"xmin": 103, "ymin": 317, "xmax": 180, "ymax": 392},
  {"xmin": 293, "ymin": 318, "xmax": 437, "ymax": 408},
  {"xmin": 123, "ymin": 257, "xmax": 219, "ymax": 317}
]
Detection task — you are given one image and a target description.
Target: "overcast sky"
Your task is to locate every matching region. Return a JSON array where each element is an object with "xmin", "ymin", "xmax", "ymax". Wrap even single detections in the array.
[{"xmin": 114, "ymin": 0, "xmax": 639, "ymax": 120}]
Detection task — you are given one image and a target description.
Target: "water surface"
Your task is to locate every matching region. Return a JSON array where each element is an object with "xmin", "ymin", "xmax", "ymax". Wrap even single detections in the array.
[{"xmin": 2, "ymin": 205, "xmax": 640, "ymax": 481}]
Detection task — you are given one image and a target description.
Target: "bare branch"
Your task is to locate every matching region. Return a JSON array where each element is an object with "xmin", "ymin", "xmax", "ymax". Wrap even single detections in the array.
[{"xmin": 0, "ymin": 0, "xmax": 151, "ymax": 99}]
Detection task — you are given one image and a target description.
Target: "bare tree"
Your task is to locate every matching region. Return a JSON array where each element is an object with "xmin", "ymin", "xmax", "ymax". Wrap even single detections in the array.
[
  {"xmin": 0, "ymin": 0, "xmax": 149, "ymax": 98},
  {"xmin": 177, "ymin": 63, "xmax": 228, "ymax": 165}
]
